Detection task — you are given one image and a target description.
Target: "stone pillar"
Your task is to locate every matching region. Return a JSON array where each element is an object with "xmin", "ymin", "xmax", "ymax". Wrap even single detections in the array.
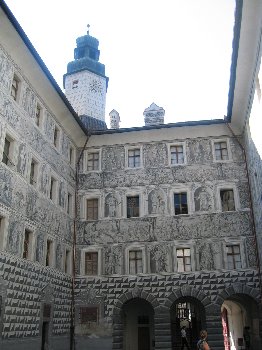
[
  {"xmin": 154, "ymin": 307, "xmax": 172, "ymax": 350},
  {"xmin": 205, "ymin": 304, "xmax": 224, "ymax": 350},
  {"xmin": 112, "ymin": 313, "xmax": 123, "ymax": 349}
]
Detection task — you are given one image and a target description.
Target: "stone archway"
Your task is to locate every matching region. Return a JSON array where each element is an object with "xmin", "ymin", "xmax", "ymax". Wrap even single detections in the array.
[
  {"xmin": 216, "ymin": 283, "xmax": 262, "ymax": 350},
  {"xmin": 112, "ymin": 288, "xmax": 171, "ymax": 350}
]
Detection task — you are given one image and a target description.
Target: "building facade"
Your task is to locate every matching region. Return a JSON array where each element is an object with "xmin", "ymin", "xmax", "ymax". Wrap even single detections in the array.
[{"xmin": 0, "ymin": 1, "xmax": 262, "ymax": 350}]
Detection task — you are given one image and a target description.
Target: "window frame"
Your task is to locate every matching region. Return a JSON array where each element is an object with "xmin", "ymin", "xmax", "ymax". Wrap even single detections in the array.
[
  {"xmin": 85, "ymin": 149, "xmax": 101, "ymax": 172},
  {"xmin": 45, "ymin": 238, "xmax": 55, "ymax": 267},
  {"xmin": 0, "ymin": 211, "xmax": 9, "ymax": 251},
  {"xmin": 85, "ymin": 197, "xmax": 99, "ymax": 221},
  {"xmin": 53, "ymin": 124, "xmax": 61, "ymax": 150},
  {"xmin": 64, "ymin": 247, "xmax": 72, "ymax": 274},
  {"xmin": 69, "ymin": 144, "xmax": 76, "ymax": 167},
  {"xmin": 168, "ymin": 142, "xmax": 186, "ymax": 166},
  {"xmin": 67, "ymin": 191, "xmax": 73, "ymax": 216},
  {"xmin": 171, "ymin": 187, "xmax": 191, "ymax": 216},
  {"xmin": 1, "ymin": 130, "xmax": 17, "ymax": 168},
  {"xmin": 28, "ymin": 153, "xmax": 40, "ymax": 188},
  {"xmin": 223, "ymin": 239, "xmax": 246, "ymax": 269},
  {"xmin": 126, "ymin": 194, "xmax": 140, "ymax": 218},
  {"xmin": 49, "ymin": 175, "xmax": 58, "ymax": 203},
  {"xmin": 212, "ymin": 138, "xmax": 231, "ymax": 162},
  {"xmin": 125, "ymin": 245, "xmax": 146, "ymax": 275},
  {"xmin": 81, "ymin": 247, "xmax": 102, "ymax": 276},
  {"xmin": 125, "ymin": 145, "xmax": 143, "ymax": 169},
  {"xmin": 22, "ymin": 228, "xmax": 35, "ymax": 261},
  {"xmin": 216, "ymin": 183, "xmax": 239, "ymax": 212},
  {"xmin": 174, "ymin": 242, "xmax": 195, "ymax": 273}
]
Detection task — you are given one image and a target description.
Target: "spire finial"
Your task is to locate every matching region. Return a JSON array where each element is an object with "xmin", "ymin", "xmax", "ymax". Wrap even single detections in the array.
[{"xmin": 87, "ymin": 24, "xmax": 90, "ymax": 35}]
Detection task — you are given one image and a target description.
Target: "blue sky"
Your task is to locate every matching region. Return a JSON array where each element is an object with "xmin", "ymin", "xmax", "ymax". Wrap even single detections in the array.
[{"xmin": 5, "ymin": 0, "xmax": 236, "ymax": 128}]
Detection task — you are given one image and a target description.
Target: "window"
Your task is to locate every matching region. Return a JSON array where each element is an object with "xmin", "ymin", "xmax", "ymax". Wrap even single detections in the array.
[
  {"xmin": 176, "ymin": 248, "xmax": 191, "ymax": 272},
  {"xmin": 87, "ymin": 151, "xmax": 99, "ymax": 171},
  {"xmin": 67, "ymin": 192, "xmax": 73, "ymax": 215},
  {"xmin": 127, "ymin": 195, "xmax": 139, "ymax": 218},
  {"xmin": 128, "ymin": 148, "xmax": 141, "ymax": 168},
  {"xmin": 29, "ymin": 158, "xmax": 38, "ymax": 186},
  {"xmin": 0, "ymin": 216, "xmax": 7, "ymax": 250},
  {"xmin": 72, "ymin": 80, "xmax": 79, "ymax": 89},
  {"xmin": 170, "ymin": 145, "xmax": 184, "ymax": 165},
  {"xmin": 53, "ymin": 125, "xmax": 60, "ymax": 148},
  {"xmin": 65, "ymin": 249, "xmax": 71, "ymax": 273},
  {"xmin": 69, "ymin": 146, "xmax": 75, "ymax": 166},
  {"xmin": 22, "ymin": 229, "xmax": 33, "ymax": 260},
  {"xmin": 80, "ymin": 306, "xmax": 98, "ymax": 324},
  {"xmin": 174, "ymin": 192, "xmax": 188, "ymax": 215},
  {"xmin": 11, "ymin": 75, "xmax": 20, "ymax": 101},
  {"xmin": 85, "ymin": 252, "xmax": 98, "ymax": 275},
  {"xmin": 214, "ymin": 141, "xmax": 229, "ymax": 161},
  {"xmin": 220, "ymin": 189, "xmax": 235, "ymax": 211},
  {"xmin": 226, "ymin": 245, "xmax": 242, "ymax": 269},
  {"xmin": 49, "ymin": 177, "xmax": 57, "ymax": 202},
  {"xmin": 86, "ymin": 199, "xmax": 98, "ymax": 220},
  {"xmin": 129, "ymin": 250, "xmax": 143, "ymax": 274},
  {"xmin": 46, "ymin": 239, "xmax": 53, "ymax": 266},
  {"xmin": 2, "ymin": 135, "xmax": 15, "ymax": 167}
]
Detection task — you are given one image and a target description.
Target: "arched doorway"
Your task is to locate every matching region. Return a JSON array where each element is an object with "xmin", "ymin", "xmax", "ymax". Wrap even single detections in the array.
[
  {"xmin": 221, "ymin": 294, "xmax": 261, "ymax": 350},
  {"xmin": 170, "ymin": 297, "xmax": 205, "ymax": 350},
  {"xmin": 122, "ymin": 297, "xmax": 155, "ymax": 350}
]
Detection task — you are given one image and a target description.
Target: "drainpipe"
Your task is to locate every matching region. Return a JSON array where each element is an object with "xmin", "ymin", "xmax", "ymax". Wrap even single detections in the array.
[
  {"xmin": 70, "ymin": 134, "xmax": 91, "ymax": 350},
  {"xmin": 225, "ymin": 122, "xmax": 262, "ymax": 301}
]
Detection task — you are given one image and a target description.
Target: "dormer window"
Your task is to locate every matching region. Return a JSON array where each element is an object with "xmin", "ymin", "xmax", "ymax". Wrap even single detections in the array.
[{"xmin": 72, "ymin": 80, "xmax": 79, "ymax": 89}]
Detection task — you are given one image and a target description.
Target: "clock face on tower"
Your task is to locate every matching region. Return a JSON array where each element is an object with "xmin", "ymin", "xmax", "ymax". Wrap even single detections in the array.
[{"xmin": 89, "ymin": 78, "xmax": 102, "ymax": 94}]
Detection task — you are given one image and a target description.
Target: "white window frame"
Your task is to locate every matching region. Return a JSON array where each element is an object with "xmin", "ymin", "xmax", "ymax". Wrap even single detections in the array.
[
  {"xmin": 27, "ymin": 152, "xmax": 40, "ymax": 188},
  {"xmin": 49, "ymin": 174, "xmax": 58, "ymax": 204},
  {"xmin": 22, "ymin": 227, "xmax": 36, "ymax": 261},
  {"xmin": 68, "ymin": 144, "xmax": 76, "ymax": 167},
  {"xmin": 212, "ymin": 138, "xmax": 231, "ymax": 162},
  {"xmin": 81, "ymin": 246, "xmax": 102, "ymax": 276},
  {"xmin": 216, "ymin": 183, "xmax": 239, "ymax": 212},
  {"xmin": 82, "ymin": 194, "xmax": 101, "ymax": 221},
  {"xmin": 125, "ymin": 191, "xmax": 143, "ymax": 218},
  {"xmin": 170, "ymin": 186, "xmax": 192, "ymax": 215},
  {"xmin": 84, "ymin": 148, "xmax": 101, "ymax": 172},
  {"xmin": 45, "ymin": 238, "xmax": 55, "ymax": 267},
  {"xmin": 173, "ymin": 241, "xmax": 195, "ymax": 273},
  {"xmin": 168, "ymin": 142, "xmax": 186, "ymax": 166},
  {"xmin": 222, "ymin": 238, "xmax": 246, "ymax": 269},
  {"xmin": 125, "ymin": 145, "xmax": 143, "ymax": 169},
  {"xmin": 64, "ymin": 247, "xmax": 72, "ymax": 274},
  {"xmin": 67, "ymin": 190, "xmax": 74, "ymax": 217},
  {"xmin": 0, "ymin": 210, "xmax": 9, "ymax": 251},
  {"xmin": 125, "ymin": 244, "xmax": 146, "ymax": 275},
  {"xmin": 1, "ymin": 128, "xmax": 18, "ymax": 168}
]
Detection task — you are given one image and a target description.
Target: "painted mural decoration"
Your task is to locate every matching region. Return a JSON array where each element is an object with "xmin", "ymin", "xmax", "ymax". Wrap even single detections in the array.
[
  {"xmin": 149, "ymin": 244, "xmax": 169, "ymax": 273},
  {"xmin": 21, "ymin": 86, "xmax": 36, "ymax": 119},
  {"xmin": 148, "ymin": 189, "xmax": 166, "ymax": 215},
  {"xmin": 0, "ymin": 48, "xmax": 13, "ymax": 91},
  {"xmin": 194, "ymin": 186, "xmax": 213, "ymax": 212},
  {"xmin": 104, "ymin": 245, "xmax": 122, "ymax": 275}
]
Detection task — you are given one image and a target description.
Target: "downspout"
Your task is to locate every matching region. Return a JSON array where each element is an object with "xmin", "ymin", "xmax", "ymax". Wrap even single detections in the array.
[
  {"xmin": 226, "ymin": 122, "xmax": 262, "ymax": 300},
  {"xmin": 70, "ymin": 133, "xmax": 91, "ymax": 350}
]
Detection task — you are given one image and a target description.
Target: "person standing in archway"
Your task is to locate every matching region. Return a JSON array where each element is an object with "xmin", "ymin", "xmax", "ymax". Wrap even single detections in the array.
[
  {"xmin": 243, "ymin": 326, "xmax": 251, "ymax": 350},
  {"xmin": 197, "ymin": 330, "xmax": 210, "ymax": 350},
  {"xmin": 181, "ymin": 326, "xmax": 190, "ymax": 350}
]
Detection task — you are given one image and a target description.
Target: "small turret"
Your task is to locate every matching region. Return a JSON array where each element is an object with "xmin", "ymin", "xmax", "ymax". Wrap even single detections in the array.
[
  {"xmin": 143, "ymin": 103, "xmax": 165, "ymax": 126},
  {"xmin": 109, "ymin": 110, "xmax": 121, "ymax": 129}
]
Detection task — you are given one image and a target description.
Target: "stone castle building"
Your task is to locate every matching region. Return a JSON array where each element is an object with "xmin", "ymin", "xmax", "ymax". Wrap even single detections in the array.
[{"xmin": 0, "ymin": 1, "xmax": 262, "ymax": 350}]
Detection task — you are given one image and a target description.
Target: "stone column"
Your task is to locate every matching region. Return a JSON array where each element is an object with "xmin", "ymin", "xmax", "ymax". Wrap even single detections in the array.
[
  {"xmin": 205, "ymin": 304, "xmax": 224, "ymax": 350},
  {"xmin": 154, "ymin": 306, "xmax": 172, "ymax": 350}
]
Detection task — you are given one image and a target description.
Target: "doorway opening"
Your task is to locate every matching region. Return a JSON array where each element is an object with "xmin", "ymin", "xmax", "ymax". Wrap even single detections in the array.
[
  {"xmin": 170, "ymin": 297, "xmax": 205, "ymax": 350},
  {"xmin": 123, "ymin": 297, "xmax": 155, "ymax": 350},
  {"xmin": 221, "ymin": 294, "xmax": 261, "ymax": 350},
  {"xmin": 41, "ymin": 303, "xmax": 51, "ymax": 350}
]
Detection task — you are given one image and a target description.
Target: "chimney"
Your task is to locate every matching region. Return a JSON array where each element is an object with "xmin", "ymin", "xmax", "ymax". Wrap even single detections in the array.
[
  {"xmin": 143, "ymin": 103, "xmax": 165, "ymax": 126},
  {"xmin": 109, "ymin": 109, "xmax": 120, "ymax": 129}
]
